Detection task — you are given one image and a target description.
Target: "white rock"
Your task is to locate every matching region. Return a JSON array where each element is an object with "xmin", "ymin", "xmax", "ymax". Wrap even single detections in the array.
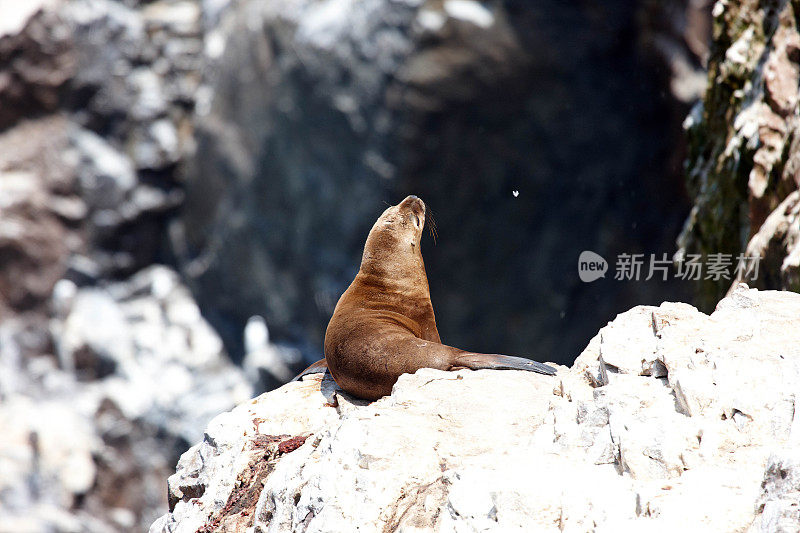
[
  {"xmin": 52, "ymin": 265, "xmax": 252, "ymax": 443},
  {"xmin": 417, "ymin": 9, "xmax": 446, "ymax": 33},
  {"xmin": 0, "ymin": 398, "xmax": 99, "ymax": 507},
  {"xmin": 0, "ymin": 0, "xmax": 54, "ymax": 38},
  {"xmin": 151, "ymin": 288, "xmax": 800, "ymax": 532},
  {"xmin": 443, "ymin": 0, "xmax": 494, "ymax": 29},
  {"xmin": 70, "ymin": 127, "xmax": 137, "ymax": 210},
  {"xmin": 58, "ymin": 288, "xmax": 135, "ymax": 371}
]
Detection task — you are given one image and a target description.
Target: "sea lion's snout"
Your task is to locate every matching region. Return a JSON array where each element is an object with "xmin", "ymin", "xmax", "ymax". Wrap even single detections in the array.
[
  {"xmin": 399, "ymin": 195, "xmax": 425, "ymax": 230},
  {"xmin": 399, "ymin": 194, "xmax": 425, "ymax": 215},
  {"xmin": 399, "ymin": 194, "xmax": 423, "ymax": 207}
]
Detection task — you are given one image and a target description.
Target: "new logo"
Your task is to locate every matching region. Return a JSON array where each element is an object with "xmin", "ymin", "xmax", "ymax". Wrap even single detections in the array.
[{"xmin": 578, "ymin": 251, "xmax": 608, "ymax": 282}]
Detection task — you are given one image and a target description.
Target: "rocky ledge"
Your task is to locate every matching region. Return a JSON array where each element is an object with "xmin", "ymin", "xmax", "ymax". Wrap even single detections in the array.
[{"xmin": 151, "ymin": 286, "xmax": 800, "ymax": 532}]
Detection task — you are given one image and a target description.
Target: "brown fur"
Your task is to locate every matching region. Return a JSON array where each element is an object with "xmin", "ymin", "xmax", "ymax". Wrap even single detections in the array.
[{"xmin": 296, "ymin": 195, "xmax": 555, "ymax": 401}]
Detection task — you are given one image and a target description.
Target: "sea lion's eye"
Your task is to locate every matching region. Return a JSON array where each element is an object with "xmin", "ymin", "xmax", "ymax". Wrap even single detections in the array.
[{"xmin": 410, "ymin": 212, "xmax": 420, "ymax": 228}]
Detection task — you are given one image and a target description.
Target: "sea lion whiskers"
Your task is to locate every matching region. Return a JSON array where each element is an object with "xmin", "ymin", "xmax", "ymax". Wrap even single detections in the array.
[{"xmin": 426, "ymin": 207, "xmax": 438, "ymax": 244}]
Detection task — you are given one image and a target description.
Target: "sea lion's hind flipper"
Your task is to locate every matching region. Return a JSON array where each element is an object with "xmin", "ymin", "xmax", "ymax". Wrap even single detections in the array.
[
  {"xmin": 453, "ymin": 353, "xmax": 556, "ymax": 376},
  {"xmin": 291, "ymin": 358, "xmax": 329, "ymax": 382}
]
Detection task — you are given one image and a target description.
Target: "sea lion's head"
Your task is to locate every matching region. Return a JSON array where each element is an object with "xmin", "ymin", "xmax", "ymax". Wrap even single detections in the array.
[{"xmin": 360, "ymin": 195, "xmax": 428, "ymax": 281}]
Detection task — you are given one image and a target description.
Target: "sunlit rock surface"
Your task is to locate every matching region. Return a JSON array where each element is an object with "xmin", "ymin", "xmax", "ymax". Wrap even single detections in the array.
[{"xmin": 151, "ymin": 286, "xmax": 800, "ymax": 532}]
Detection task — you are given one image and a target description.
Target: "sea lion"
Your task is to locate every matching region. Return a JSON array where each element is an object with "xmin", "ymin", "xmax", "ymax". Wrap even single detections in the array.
[{"xmin": 295, "ymin": 195, "xmax": 555, "ymax": 400}]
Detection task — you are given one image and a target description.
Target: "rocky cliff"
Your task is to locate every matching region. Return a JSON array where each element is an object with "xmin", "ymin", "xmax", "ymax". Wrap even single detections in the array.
[
  {"xmin": 681, "ymin": 0, "xmax": 800, "ymax": 306},
  {"xmin": 12, "ymin": 0, "xmax": 799, "ymax": 531},
  {"xmin": 151, "ymin": 286, "xmax": 800, "ymax": 532}
]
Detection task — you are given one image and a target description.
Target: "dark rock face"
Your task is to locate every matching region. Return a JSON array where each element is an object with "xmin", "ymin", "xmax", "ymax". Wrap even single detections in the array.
[
  {"xmin": 0, "ymin": 118, "xmax": 77, "ymax": 316},
  {"xmin": 0, "ymin": 4, "xmax": 75, "ymax": 131},
  {"xmin": 0, "ymin": 0, "xmax": 196, "ymax": 293},
  {"xmin": 175, "ymin": 0, "xmax": 708, "ymax": 363},
  {"xmin": 680, "ymin": 0, "xmax": 800, "ymax": 305}
]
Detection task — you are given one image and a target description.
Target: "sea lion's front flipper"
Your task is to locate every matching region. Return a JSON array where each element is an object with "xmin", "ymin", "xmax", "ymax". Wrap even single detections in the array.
[
  {"xmin": 291, "ymin": 358, "xmax": 329, "ymax": 382},
  {"xmin": 452, "ymin": 353, "xmax": 556, "ymax": 376}
]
